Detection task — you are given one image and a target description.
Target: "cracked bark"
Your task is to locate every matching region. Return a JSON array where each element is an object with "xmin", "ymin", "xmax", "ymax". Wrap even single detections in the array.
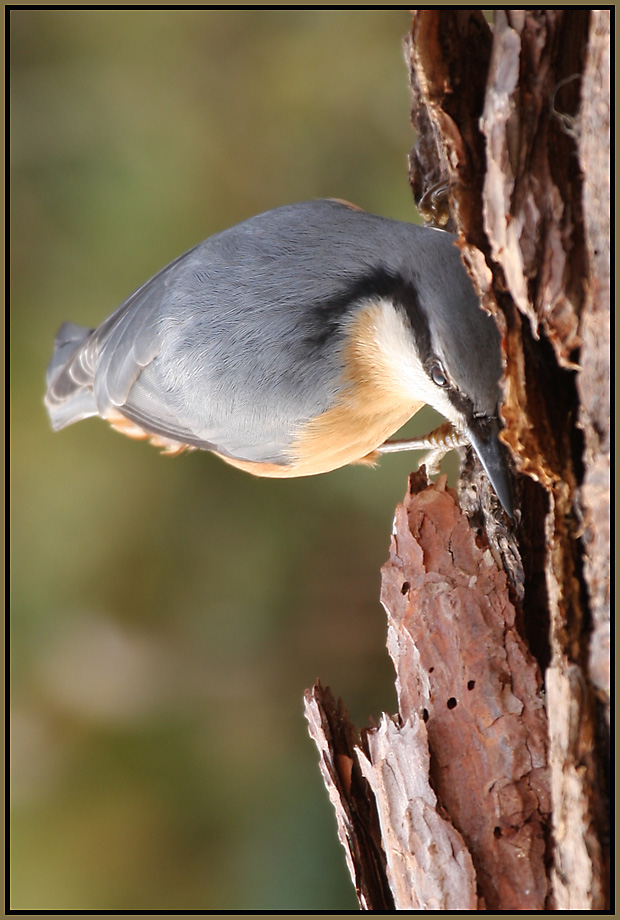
[{"xmin": 305, "ymin": 10, "xmax": 609, "ymax": 911}]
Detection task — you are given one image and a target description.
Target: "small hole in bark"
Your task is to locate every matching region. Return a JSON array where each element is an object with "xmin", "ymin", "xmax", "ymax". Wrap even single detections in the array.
[
  {"xmin": 422, "ymin": 708, "xmax": 429, "ymax": 722},
  {"xmin": 467, "ymin": 680, "xmax": 476, "ymax": 690},
  {"xmin": 429, "ymin": 667, "xmax": 434, "ymax": 673},
  {"xmin": 494, "ymin": 826, "xmax": 502, "ymax": 838},
  {"xmin": 447, "ymin": 697, "xmax": 457, "ymax": 709},
  {"xmin": 401, "ymin": 581, "xmax": 410, "ymax": 595}
]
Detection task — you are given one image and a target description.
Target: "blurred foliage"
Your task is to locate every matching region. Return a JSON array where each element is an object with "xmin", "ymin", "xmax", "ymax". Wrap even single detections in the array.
[{"xmin": 10, "ymin": 9, "xmax": 458, "ymax": 911}]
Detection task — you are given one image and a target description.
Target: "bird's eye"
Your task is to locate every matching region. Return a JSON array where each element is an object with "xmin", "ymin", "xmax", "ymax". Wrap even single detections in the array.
[{"xmin": 430, "ymin": 362, "xmax": 449, "ymax": 388}]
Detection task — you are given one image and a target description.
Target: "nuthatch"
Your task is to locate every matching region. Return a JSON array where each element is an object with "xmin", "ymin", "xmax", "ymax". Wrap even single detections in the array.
[{"xmin": 45, "ymin": 199, "xmax": 513, "ymax": 516}]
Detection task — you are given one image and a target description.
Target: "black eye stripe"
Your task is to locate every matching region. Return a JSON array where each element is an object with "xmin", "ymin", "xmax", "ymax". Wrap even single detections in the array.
[{"xmin": 300, "ymin": 268, "xmax": 436, "ymax": 376}]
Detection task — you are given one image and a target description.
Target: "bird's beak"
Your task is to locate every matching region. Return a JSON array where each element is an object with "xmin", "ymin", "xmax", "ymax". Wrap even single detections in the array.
[{"xmin": 466, "ymin": 417, "xmax": 514, "ymax": 519}]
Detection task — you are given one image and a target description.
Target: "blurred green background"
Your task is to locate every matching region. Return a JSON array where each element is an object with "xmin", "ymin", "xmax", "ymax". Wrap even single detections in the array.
[{"xmin": 10, "ymin": 9, "xmax": 455, "ymax": 911}]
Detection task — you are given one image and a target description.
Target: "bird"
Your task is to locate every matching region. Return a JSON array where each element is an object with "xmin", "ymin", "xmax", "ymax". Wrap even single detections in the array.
[{"xmin": 45, "ymin": 198, "xmax": 513, "ymax": 516}]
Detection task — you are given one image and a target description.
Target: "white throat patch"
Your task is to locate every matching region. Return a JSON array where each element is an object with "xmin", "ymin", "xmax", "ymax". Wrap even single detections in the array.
[{"xmin": 347, "ymin": 297, "xmax": 462, "ymax": 429}]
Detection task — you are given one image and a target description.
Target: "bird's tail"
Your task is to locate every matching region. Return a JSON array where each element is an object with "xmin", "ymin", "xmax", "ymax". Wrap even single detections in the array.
[{"xmin": 44, "ymin": 322, "xmax": 98, "ymax": 431}]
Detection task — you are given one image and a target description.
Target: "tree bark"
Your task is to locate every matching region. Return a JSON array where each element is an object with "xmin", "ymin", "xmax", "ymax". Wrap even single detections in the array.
[{"xmin": 305, "ymin": 9, "xmax": 609, "ymax": 911}]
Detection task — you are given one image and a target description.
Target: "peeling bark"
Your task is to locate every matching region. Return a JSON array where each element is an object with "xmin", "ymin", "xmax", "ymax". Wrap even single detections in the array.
[
  {"xmin": 574, "ymin": 10, "xmax": 610, "ymax": 727},
  {"xmin": 381, "ymin": 473, "xmax": 550, "ymax": 910},
  {"xmin": 357, "ymin": 714, "xmax": 478, "ymax": 911},
  {"xmin": 305, "ymin": 9, "xmax": 609, "ymax": 910},
  {"xmin": 304, "ymin": 684, "xmax": 394, "ymax": 911}
]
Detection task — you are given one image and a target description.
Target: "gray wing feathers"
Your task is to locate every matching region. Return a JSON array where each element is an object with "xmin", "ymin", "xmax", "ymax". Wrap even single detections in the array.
[
  {"xmin": 44, "ymin": 246, "xmax": 198, "ymax": 434},
  {"xmin": 93, "ymin": 247, "xmax": 196, "ymax": 410}
]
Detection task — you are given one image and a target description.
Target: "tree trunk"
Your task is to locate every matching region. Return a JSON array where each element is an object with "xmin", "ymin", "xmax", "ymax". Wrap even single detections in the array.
[{"xmin": 305, "ymin": 10, "xmax": 609, "ymax": 911}]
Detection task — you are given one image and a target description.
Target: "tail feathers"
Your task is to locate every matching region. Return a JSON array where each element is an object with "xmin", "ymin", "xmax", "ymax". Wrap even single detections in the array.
[
  {"xmin": 45, "ymin": 322, "xmax": 91, "ymax": 385},
  {"xmin": 45, "ymin": 322, "xmax": 98, "ymax": 431}
]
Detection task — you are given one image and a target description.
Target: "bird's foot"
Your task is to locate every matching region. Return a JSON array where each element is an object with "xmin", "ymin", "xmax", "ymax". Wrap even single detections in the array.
[{"xmin": 377, "ymin": 421, "xmax": 467, "ymax": 475}]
